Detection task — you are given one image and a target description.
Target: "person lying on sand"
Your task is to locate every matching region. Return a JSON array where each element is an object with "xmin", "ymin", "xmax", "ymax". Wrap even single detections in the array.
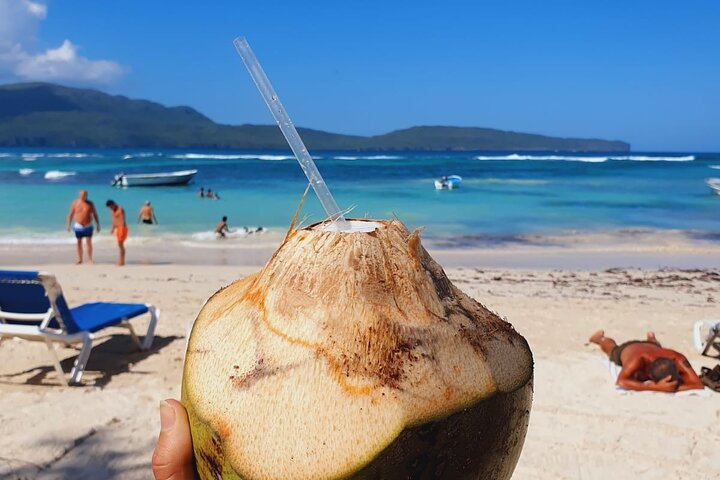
[{"xmin": 589, "ymin": 330, "xmax": 705, "ymax": 392}]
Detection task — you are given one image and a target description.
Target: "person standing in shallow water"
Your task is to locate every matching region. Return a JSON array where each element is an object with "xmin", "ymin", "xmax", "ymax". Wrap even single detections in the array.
[
  {"xmin": 66, "ymin": 189, "xmax": 100, "ymax": 264},
  {"xmin": 215, "ymin": 216, "xmax": 229, "ymax": 238},
  {"xmin": 138, "ymin": 201, "xmax": 158, "ymax": 225},
  {"xmin": 106, "ymin": 200, "xmax": 128, "ymax": 266}
]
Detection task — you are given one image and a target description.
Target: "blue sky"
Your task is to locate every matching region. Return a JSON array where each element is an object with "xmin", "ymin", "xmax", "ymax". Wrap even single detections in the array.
[{"xmin": 1, "ymin": 0, "xmax": 719, "ymax": 151}]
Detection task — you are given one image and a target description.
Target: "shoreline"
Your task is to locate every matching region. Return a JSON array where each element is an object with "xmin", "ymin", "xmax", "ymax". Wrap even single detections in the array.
[{"xmin": 3, "ymin": 232, "xmax": 720, "ymax": 269}]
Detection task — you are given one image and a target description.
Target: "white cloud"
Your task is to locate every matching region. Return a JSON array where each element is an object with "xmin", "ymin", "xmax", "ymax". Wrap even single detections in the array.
[{"xmin": 0, "ymin": 0, "xmax": 124, "ymax": 84}]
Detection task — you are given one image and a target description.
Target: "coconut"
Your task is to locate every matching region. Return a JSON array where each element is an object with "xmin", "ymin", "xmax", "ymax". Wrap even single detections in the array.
[{"xmin": 182, "ymin": 219, "xmax": 533, "ymax": 480}]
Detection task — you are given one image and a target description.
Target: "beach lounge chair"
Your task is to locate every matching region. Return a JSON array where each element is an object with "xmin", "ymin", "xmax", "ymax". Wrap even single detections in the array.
[
  {"xmin": 693, "ymin": 320, "xmax": 720, "ymax": 356},
  {"xmin": 0, "ymin": 270, "xmax": 159, "ymax": 385}
]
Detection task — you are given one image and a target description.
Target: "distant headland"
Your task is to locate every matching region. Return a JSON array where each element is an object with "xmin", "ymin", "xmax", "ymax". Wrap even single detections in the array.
[{"xmin": 0, "ymin": 83, "xmax": 630, "ymax": 151}]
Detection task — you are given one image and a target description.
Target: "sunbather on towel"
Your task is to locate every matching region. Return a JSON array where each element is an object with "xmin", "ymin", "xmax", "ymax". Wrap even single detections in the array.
[{"xmin": 589, "ymin": 330, "xmax": 705, "ymax": 392}]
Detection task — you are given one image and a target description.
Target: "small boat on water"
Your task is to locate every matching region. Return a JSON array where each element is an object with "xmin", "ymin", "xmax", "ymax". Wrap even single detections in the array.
[
  {"xmin": 706, "ymin": 178, "xmax": 720, "ymax": 195},
  {"xmin": 434, "ymin": 175, "xmax": 463, "ymax": 190},
  {"xmin": 112, "ymin": 169, "xmax": 198, "ymax": 187}
]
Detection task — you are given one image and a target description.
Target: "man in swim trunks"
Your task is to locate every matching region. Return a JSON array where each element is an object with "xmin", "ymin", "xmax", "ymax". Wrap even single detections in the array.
[
  {"xmin": 138, "ymin": 201, "xmax": 158, "ymax": 225},
  {"xmin": 589, "ymin": 330, "xmax": 705, "ymax": 392},
  {"xmin": 106, "ymin": 200, "xmax": 128, "ymax": 266},
  {"xmin": 215, "ymin": 216, "xmax": 229, "ymax": 238},
  {"xmin": 66, "ymin": 190, "xmax": 101, "ymax": 264}
]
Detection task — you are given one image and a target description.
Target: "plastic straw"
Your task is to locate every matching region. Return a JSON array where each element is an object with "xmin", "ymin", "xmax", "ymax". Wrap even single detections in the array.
[{"xmin": 234, "ymin": 37, "xmax": 349, "ymax": 229}]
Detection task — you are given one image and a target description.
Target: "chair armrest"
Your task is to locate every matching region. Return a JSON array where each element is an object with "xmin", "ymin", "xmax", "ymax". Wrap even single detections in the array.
[{"xmin": 0, "ymin": 311, "xmax": 48, "ymax": 322}]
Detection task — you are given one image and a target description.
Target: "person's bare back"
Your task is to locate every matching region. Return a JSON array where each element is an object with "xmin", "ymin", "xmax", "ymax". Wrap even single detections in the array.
[
  {"xmin": 589, "ymin": 330, "xmax": 705, "ymax": 392},
  {"xmin": 138, "ymin": 201, "xmax": 158, "ymax": 224}
]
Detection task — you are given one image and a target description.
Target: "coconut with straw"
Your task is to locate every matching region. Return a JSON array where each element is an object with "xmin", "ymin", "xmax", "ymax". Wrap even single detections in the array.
[{"xmin": 182, "ymin": 38, "xmax": 533, "ymax": 480}]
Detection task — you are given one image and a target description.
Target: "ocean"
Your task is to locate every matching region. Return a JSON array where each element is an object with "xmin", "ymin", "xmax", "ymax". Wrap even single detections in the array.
[{"xmin": 0, "ymin": 148, "xmax": 718, "ymax": 248}]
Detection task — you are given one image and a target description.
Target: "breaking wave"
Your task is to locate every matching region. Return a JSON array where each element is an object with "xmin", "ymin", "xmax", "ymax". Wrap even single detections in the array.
[
  {"xmin": 190, "ymin": 226, "xmax": 266, "ymax": 241},
  {"xmin": 334, "ymin": 155, "xmax": 403, "ymax": 160},
  {"xmin": 18, "ymin": 168, "xmax": 34, "ymax": 175},
  {"xmin": 474, "ymin": 154, "xmax": 695, "ymax": 163},
  {"xmin": 44, "ymin": 170, "xmax": 76, "ymax": 179},
  {"xmin": 46, "ymin": 153, "xmax": 90, "ymax": 158},
  {"xmin": 169, "ymin": 153, "xmax": 302, "ymax": 161},
  {"xmin": 122, "ymin": 152, "xmax": 164, "ymax": 160}
]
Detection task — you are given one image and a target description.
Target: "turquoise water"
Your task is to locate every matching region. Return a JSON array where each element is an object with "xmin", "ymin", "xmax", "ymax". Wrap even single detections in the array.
[{"xmin": 0, "ymin": 149, "xmax": 718, "ymax": 246}]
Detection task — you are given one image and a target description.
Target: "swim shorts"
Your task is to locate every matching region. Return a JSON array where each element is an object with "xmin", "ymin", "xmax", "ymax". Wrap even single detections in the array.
[
  {"xmin": 115, "ymin": 225, "xmax": 128, "ymax": 242},
  {"xmin": 73, "ymin": 223, "xmax": 94, "ymax": 239},
  {"xmin": 609, "ymin": 340, "xmax": 660, "ymax": 366},
  {"xmin": 142, "ymin": 218, "xmax": 153, "ymax": 225}
]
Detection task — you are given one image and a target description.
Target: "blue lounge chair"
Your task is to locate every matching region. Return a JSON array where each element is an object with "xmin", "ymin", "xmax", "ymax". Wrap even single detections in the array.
[{"xmin": 0, "ymin": 270, "xmax": 159, "ymax": 385}]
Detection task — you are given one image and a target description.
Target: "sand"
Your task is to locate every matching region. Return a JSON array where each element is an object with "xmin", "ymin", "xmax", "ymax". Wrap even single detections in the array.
[{"xmin": 0, "ymin": 258, "xmax": 719, "ymax": 479}]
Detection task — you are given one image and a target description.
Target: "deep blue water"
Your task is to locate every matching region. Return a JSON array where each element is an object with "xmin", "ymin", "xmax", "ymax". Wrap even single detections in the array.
[{"xmin": 0, "ymin": 148, "xmax": 718, "ymax": 246}]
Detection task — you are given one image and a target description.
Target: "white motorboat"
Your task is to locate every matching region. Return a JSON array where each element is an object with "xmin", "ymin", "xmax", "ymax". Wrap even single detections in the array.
[
  {"xmin": 434, "ymin": 175, "xmax": 463, "ymax": 190},
  {"xmin": 112, "ymin": 169, "xmax": 198, "ymax": 187},
  {"xmin": 706, "ymin": 178, "xmax": 720, "ymax": 195}
]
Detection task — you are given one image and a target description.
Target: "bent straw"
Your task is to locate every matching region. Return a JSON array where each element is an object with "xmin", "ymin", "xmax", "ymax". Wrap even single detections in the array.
[{"xmin": 234, "ymin": 37, "xmax": 349, "ymax": 229}]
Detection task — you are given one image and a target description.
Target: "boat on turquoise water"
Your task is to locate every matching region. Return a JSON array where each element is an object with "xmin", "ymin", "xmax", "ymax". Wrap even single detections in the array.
[
  {"xmin": 112, "ymin": 169, "xmax": 198, "ymax": 187},
  {"xmin": 706, "ymin": 178, "xmax": 720, "ymax": 195},
  {"xmin": 434, "ymin": 175, "xmax": 463, "ymax": 190}
]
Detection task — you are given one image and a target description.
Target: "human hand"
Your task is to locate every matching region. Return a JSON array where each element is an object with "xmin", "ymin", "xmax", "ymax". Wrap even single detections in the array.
[
  {"xmin": 97, "ymin": 225, "xmax": 101, "ymax": 233},
  {"xmin": 656, "ymin": 375, "xmax": 679, "ymax": 392},
  {"xmin": 152, "ymin": 399, "xmax": 196, "ymax": 480}
]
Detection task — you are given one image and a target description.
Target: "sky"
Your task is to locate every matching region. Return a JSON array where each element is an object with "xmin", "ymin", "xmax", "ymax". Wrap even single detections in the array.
[{"xmin": 0, "ymin": 0, "xmax": 718, "ymax": 151}]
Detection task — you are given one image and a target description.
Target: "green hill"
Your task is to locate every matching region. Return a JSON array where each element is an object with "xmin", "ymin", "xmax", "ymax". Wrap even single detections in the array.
[{"xmin": 0, "ymin": 83, "xmax": 630, "ymax": 151}]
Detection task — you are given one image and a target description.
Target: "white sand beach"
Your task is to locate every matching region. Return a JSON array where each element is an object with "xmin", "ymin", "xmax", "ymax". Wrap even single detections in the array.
[{"xmin": 0, "ymin": 255, "xmax": 718, "ymax": 479}]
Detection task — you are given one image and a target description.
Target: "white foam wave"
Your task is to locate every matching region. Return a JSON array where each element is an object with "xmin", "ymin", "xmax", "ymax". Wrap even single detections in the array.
[
  {"xmin": 22, "ymin": 153, "xmax": 43, "ymax": 161},
  {"xmin": 123, "ymin": 152, "xmax": 162, "ymax": 160},
  {"xmin": 44, "ymin": 170, "xmax": 77, "ymax": 179},
  {"xmin": 46, "ymin": 153, "xmax": 90, "ymax": 158},
  {"xmin": 18, "ymin": 168, "xmax": 34, "ymax": 175},
  {"xmin": 610, "ymin": 155, "xmax": 695, "ymax": 162},
  {"xmin": 474, "ymin": 154, "xmax": 695, "ymax": 163},
  {"xmin": 709, "ymin": 165, "xmax": 720, "ymax": 170},
  {"xmin": 475, "ymin": 154, "xmax": 607, "ymax": 162},
  {"xmin": 169, "ymin": 153, "xmax": 298, "ymax": 161},
  {"xmin": 190, "ymin": 227, "xmax": 266, "ymax": 241},
  {"xmin": 0, "ymin": 153, "xmax": 12, "ymax": 158},
  {"xmin": 334, "ymin": 155, "xmax": 403, "ymax": 160},
  {"xmin": 0, "ymin": 233, "xmax": 74, "ymax": 246}
]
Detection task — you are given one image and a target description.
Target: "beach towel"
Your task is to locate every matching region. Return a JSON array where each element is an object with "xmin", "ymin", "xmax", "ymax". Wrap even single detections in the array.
[{"xmin": 600, "ymin": 358, "xmax": 712, "ymax": 396}]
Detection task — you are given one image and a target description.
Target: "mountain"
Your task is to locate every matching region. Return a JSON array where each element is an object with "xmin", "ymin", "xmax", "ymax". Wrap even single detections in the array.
[{"xmin": 0, "ymin": 83, "xmax": 630, "ymax": 151}]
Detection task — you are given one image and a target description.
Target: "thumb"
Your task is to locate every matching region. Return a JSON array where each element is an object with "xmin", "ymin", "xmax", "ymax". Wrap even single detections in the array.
[{"xmin": 152, "ymin": 399, "xmax": 196, "ymax": 480}]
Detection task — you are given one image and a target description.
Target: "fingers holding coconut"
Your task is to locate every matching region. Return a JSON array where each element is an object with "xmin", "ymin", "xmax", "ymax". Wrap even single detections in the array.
[{"xmin": 152, "ymin": 399, "xmax": 195, "ymax": 480}]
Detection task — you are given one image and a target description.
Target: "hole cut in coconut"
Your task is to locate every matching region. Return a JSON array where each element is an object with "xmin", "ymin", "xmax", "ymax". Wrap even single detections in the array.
[{"xmin": 314, "ymin": 219, "xmax": 381, "ymax": 233}]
